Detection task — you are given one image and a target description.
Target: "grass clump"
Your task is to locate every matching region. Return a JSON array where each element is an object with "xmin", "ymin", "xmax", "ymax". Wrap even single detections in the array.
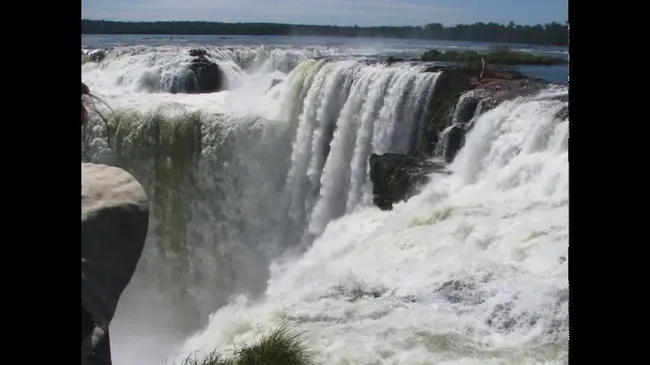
[
  {"xmin": 181, "ymin": 351, "xmax": 232, "ymax": 365},
  {"xmin": 180, "ymin": 325, "xmax": 316, "ymax": 365}
]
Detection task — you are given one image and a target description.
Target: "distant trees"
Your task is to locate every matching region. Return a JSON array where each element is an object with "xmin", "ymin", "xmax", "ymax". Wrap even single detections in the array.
[{"xmin": 81, "ymin": 20, "xmax": 568, "ymax": 47}]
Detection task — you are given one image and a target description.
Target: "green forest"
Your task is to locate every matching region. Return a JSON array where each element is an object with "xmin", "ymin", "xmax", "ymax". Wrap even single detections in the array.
[{"xmin": 81, "ymin": 20, "xmax": 568, "ymax": 47}]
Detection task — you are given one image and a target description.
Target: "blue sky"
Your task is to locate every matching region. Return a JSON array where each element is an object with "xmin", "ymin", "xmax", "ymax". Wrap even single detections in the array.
[{"xmin": 81, "ymin": 0, "xmax": 567, "ymax": 26}]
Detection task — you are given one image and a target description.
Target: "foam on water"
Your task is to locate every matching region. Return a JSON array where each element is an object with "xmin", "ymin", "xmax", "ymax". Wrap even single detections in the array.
[{"xmin": 175, "ymin": 90, "xmax": 568, "ymax": 365}]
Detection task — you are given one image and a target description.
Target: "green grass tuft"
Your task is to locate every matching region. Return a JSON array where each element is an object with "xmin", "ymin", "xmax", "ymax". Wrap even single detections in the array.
[
  {"xmin": 180, "ymin": 351, "xmax": 233, "ymax": 365},
  {"xmin": 180, "ymin": 324, "xmax": 316, "ymax": 365}
]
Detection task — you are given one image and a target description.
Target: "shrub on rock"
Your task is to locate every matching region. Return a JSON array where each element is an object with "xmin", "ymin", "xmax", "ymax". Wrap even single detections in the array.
[{"xmin": 180, "ymin": 325, "xmax": 316, "ymax": 365}]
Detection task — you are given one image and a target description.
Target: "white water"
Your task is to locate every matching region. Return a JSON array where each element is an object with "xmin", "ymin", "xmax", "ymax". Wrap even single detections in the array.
[
  {"xmin": 82, "ymin": 45, "xmax": 568, "ymax": 365},
  {"xmin": 82, "ymin": 45, "xmax": 447, "ymax": 363},
  {"xmin": 177, "ymin": 91, "xmax": 568, "ymax": 365}
]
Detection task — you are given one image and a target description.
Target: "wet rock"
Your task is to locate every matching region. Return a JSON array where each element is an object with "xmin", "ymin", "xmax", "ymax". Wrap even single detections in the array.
[
  {"xmin": 82, "ymin": 49, "xmax": 106, "ymax": 64},
  {"xmin": 370, "ymin": 62, "xmax": 565, "ymax": 209},
  {"xmin": 418, "ymin": 66, "xmax": 474, "ymax": 155},
  {"xmin": 555, "ymin": 106, "xmax": 568, "ymax": 120},
  {"xmin": 423, "ymin": 66, "xmax": 444, "ymax": 73},
  {"xmin": 89, "ymin": 50, "xmax": 106, "ymax": 63},
  {"xmin": 183, "ymin": 55, "xmax": 225, "ymax": 93},
  {"xmin": 456, "ymin": 96, "xmax": 480, "ymax": 125},
  {"xmin": 368, "ymin": 153, "xmax": 449, "ymax": 210},
  {"xmin": 444, "ymin": 125, "xmax": 466, "ymax": 163},
  {"xmin": 270, "ymin": 78, "xmax": 283, "ymax": 89},
  {"xmin": 188, "ymin": 48, "xmax": 208, "ymax": 57}
]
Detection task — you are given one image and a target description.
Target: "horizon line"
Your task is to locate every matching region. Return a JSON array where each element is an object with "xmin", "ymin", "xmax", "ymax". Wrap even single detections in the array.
[{"xmin": 81, "ymin": 18, "xmax": 569, "ymax": 28}]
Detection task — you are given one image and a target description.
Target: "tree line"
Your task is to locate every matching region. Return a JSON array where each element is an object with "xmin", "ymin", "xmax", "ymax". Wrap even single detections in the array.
[{"xmin": 81, "ymin": 20, "xmax": 568, "ymax": 47}]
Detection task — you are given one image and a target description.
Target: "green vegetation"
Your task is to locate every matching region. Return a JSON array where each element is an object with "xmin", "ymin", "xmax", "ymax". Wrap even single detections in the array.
[
  {"xmin": 420, "ymin": 46, "xmax": 567, "ymax": 66},
  {"xmin": 179, "ymin": 325, "xmax": 316, "ymax": 365},
  {"xmin": 81, "ymin": 20, "xmax": 568, "ymax": 47}
]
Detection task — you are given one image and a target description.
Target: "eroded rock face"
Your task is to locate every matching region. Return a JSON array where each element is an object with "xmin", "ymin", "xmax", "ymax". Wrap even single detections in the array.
[
  {"xmin": 82, "ymin": 163, "xmax": 149, "ymax": 329},
  {"xmin": 369, "ymin": 65, "xmax": 561, "ymax": 210},
  {"xmin": 368, "ymin": 153, "xmax": 449, "ymax": 210}
]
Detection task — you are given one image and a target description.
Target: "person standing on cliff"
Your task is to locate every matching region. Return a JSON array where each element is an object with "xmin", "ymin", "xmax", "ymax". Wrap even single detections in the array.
[
  {"xmin": 478, "ymin": 57, "xmax": 486, "ymax": 83},
  {"xmin": 82, "ymin": 82, "xmax": 149, "ymax": 365}
]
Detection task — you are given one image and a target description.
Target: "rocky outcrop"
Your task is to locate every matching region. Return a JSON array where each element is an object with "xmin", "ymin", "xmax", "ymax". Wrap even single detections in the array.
[
  {"xmin": 368, "ymin": 153, "xmax": 449, "ymax": 210},
  {"xmin": 444, "ymin": 124, "xmax": 466, "ymax": 163},
  {"xmin": 369, "ymin": 64, "xmax": 557, "ymax": 210},
  {"xmin": 189, "ymin": 48, "xmax": 207, "ymax": 57},
  {"xmin": 269, "ymin": 78, "xmax": 283, "ymax": 90},
  {"xmin": 176, "ymin": 48, "xmax": 225, "ymax": 94},
  {"xmin": 89, "ymin": 50, "xmax": 106, "ymax": 63},
  {"xmin": 82, "ymin": 163, "xmax": 149, "ymax": 329},
  {"xmin": 421, "ymin": 66, "xmax": 551, "ymax": 158},
  {"xmin": 82, "ymin": 49, "xmax": 107, "ymax": 65},
  {"xmin": 418, "ymin": 66, "xmax": 474, "ymax": 155}
]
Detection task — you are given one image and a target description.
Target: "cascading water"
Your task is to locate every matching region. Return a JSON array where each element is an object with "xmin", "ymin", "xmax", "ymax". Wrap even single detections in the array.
[
  {"xmin": 82, "ymin": 45, "xmax": 446, "ymax": 363},
  {"xmin": 177, "ymin": 88, "xmax": 569, "ymax": 365}
]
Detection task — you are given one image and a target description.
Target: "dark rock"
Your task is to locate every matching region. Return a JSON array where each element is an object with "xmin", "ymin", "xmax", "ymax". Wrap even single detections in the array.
[
  {"xmin": 189, "ymin": 48, "xmax": 208, "ymax": 57},
  {"xmin": 83, "ymin": 50, "xmax": 106, "ymax": 64},
  {"xmin": 444, "ymin": 125, "xmax": 466, "ymax": 163},
  {"xmin": 419, "ymin": 66, "xmax": 474, "ymax": 155},
  {"xmin": 555, "ymin": 106, "xmax": 568, "ymax": 120},
  {"xmin": 369, "ymin": 153, "xmax": 449, "ymax": 210},
  {"xmin": 270, "ymin": 78, "xmax": 283, "ymax": 89},
  {"xmin": 82, "ymin": 163, "xmax": 149, "ymax": 330},
  {"xmin": 423, "ymin": 66, "xmax": 444, "ymax": 73},
  {"xmin": 456, "ymin": 96, "xmax": 480, "ymax": 125},
  {"xmin": 385, "ymin": 56, "xmax": 404, "ymax": 65},
  {"xmin": 186, "ymin": 56, "xmax": 225, "ymax": 93}
]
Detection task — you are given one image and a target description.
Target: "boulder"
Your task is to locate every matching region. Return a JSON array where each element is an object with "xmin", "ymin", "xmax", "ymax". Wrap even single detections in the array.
[
  {"xmin": 444, "ymin": 124, "xmax": 466, "ymax": 163},
  {"xmin": 271, "ymin": 78, "xmax": 283, "ymax": 88},
  {"xmin": 88, "ymin": 50, "xmax": 106, "ymax": 63},
  {"xmin": 81, "ymin": 163, "xmax": 149, "ymax": 330},
  {"xmin": 369, "ymin": 153, "xmax": 449, "ymax": 210},
  {"xmin": 189, "ymin": 48, "xmax": 208, "ymax": 57},
  {"xmin": 82, "ymin": 49, "xmax": 107, "ymax": 65},
  {"xmin": 187, "ymin": 55, "xmax": 225, "ymax": 93}
]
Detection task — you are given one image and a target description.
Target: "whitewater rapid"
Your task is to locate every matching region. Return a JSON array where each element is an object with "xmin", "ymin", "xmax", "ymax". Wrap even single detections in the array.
[
  {"xmin": 177, "ymin": 90, "xmax": 568, "ymax": 365},
  {"xmin": 82, "ymin": 44, "xmax": 568, "ymax": 365}
]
